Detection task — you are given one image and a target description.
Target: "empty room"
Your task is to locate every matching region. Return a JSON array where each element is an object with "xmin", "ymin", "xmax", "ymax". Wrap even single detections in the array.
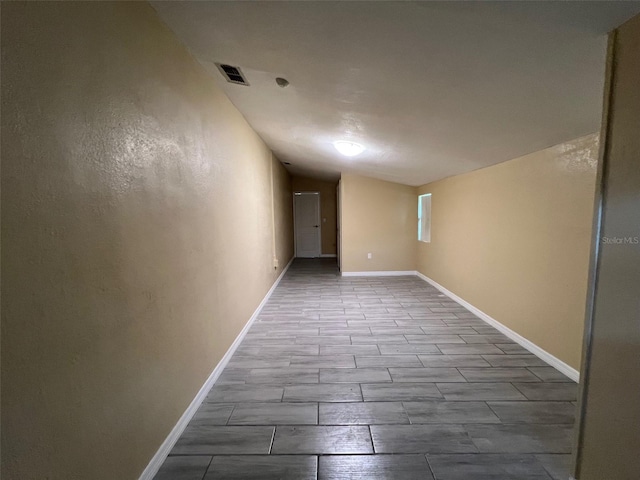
[{"xmin": 2, "ymin": 2, "xmax": 639, "ymax": 480}]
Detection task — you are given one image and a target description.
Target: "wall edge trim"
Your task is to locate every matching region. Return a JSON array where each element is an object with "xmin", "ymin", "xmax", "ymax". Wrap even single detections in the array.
[
  {"xmin": 320, "ymin": 254, "xmax": 337, "ymax": 258},
  {"xmin": 415, "ymin": 271, "xmax": 580, "ymax": 382},
  {"xmin": 341, "ymin": 270, "xmax": 416, "ymax": 277},
  {"xmin": 138, "ymin": 256, "xmax": 295, "ymax": 480}
]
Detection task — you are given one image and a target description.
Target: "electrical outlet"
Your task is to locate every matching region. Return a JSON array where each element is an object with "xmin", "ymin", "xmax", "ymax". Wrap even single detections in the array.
[
  {"xmin": 273, "ymin": 258, "xmax": 279, "ymax": 269},
  {"xmin": 367, "ymin": 253, "xmax": 372, "ymax": 259}
]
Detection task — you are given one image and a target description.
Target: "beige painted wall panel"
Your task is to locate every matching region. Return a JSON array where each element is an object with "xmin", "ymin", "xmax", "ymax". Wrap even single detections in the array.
[
  {"xmin": 576, "ymin": 14, "xmax": 640, "ymax": 480},
  {"xmin": 292, "ymin": 176, "xmax": 338, "ymax": 255},
  {"xmin": 274, "ymin": 160, "xmax": 295, "ymax": 266},
  {"xmin": 341, "ymin": 174, "xmax": 417, "ymax": 272},
  {"xmin": 1, "ymin": 3, "xmax": 293, "ymax": 479},
  {"xmin": 417, "ymin": 134, "xmax": 598, "ymax": 369}
]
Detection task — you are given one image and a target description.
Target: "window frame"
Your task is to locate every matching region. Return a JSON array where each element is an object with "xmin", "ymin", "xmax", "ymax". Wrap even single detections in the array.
[{"xmin": 418, "ymin": 193, "xmax": 432, "ymax": 243}]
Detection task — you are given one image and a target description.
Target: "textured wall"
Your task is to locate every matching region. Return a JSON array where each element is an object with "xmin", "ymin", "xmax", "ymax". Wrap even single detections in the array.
[
  {"xmin": 417, "ymin": 134, "xmax": 599, "ymax": 369},
  {"xmin": 274, "ymin": 164, "xmax": 295, "ymax": 268},
  {"xmin": 292, "ymin": 176, "xmax": 338, "ymax": 255},
  {"xmin": 0, "ymin": 2, "xmax": 293, "ymax": 479},
  {"xmin": 340, "ymin": 174, "xmax": 417, "ymax": 272},
  {"xmin": 576, "ymin": 14, "xmax": 640, "ymax": 480}
]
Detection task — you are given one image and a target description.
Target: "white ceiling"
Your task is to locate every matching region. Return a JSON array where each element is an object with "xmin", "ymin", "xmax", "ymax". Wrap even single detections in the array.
[{"xmin": 152, "ymin": 1, "xmax": 640, "ymax": 186}]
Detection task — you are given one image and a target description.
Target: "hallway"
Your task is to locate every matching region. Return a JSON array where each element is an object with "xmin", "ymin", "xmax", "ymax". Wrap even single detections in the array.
[{"xmin": 156, "ymin": 259, "xmax": 576, "ymax": 480}]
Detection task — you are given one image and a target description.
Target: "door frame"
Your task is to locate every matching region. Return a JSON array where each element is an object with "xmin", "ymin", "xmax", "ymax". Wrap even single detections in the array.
[{"xmin": 293, "ymin": 191, "xmax": 322, "ymax": 258}]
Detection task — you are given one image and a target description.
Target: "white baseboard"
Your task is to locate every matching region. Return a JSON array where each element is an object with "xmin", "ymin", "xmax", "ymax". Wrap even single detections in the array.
[
  {"xmin": 415, "ymin": 271, "xmax": 580, "ymax": 382},
  {"xmin": 341, "ymin": 270, "xmax": 416, "ymax": 277},
  {"xmin": 139, "ymin": 256, "xmax": 295, "ymax": 480},
  {"xmin": 320, "ymin": 254, "xmax": 337, "ymax": 258}
]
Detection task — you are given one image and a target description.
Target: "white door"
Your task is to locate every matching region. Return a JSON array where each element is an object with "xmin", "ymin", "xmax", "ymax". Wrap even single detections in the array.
[{"xmin": 294, "ymin": 192, "xmax": 321, "ymax": 258}]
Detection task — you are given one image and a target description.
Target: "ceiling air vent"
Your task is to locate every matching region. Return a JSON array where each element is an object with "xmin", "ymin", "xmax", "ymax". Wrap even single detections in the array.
[{"xmin": 216, "ymin": 63, "xmax": 249, "ymax": 86}]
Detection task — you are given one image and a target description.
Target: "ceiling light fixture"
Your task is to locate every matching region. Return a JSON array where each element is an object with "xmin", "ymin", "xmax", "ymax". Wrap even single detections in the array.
[{"xmin": 333, "ymin": 141, "xmax": 365, "ymax": 157}]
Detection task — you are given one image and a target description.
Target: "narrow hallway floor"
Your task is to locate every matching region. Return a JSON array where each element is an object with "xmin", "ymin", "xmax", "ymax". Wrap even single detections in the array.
[{"xmin": 154, "ymin": 259, "xmax": 577, "ymax": 480}]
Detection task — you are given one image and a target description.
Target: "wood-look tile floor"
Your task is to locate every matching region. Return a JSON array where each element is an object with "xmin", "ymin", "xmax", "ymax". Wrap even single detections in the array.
[{"xmin": 155, "ymin": 259, "xmax": 577, "ymax": 480}]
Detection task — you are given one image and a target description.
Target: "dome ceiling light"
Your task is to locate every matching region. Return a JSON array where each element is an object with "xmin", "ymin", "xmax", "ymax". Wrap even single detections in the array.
[{"xmin": 333, "ymin": 141, "xmax": 365, "ymax": 157}]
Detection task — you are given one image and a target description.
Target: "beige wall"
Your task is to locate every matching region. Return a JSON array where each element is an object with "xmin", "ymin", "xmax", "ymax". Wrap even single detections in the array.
[
  {"xmin": 341, "ymin": 174, "xmax": 417, "ymax": 272},
  {"xmin": 0, "ymin": 3, "xmax": 293, "ymax": 479},
  {"xmin": 575, "ymin": 14, "xmax": 640, "ymax": 480},
  {"xmin": 292, "ymin": 176, "xmax": 338, "ymax": 255},
  {"xmin": 274, "ymin": 163, "xmax": 295, "ymax": 268},
  {"xmin": 416, "ymin": 134, "xmax": 598, "ymax": 369}
]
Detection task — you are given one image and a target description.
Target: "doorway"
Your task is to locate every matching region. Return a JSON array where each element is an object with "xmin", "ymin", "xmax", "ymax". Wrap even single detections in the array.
[{"xmin": 294, "ymin": 192, "xmax": 321, "ymax": 258}]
